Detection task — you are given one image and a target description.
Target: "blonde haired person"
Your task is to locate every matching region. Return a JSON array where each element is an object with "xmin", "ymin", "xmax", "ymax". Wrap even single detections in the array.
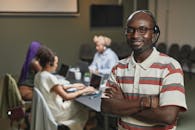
[{"xmin": 89, "ymin": 35, "xmax": 119, "ymax": 78}]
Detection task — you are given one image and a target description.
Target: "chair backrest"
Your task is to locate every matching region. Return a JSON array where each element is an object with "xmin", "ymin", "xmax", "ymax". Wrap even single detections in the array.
[
  {"xmin": 31, "ymin": 87, "xmax": 57, "ymax": 130},
  {"xmin": 0, "ymin": 73, "xmax": 24, "ymax": 119},
  {"xmin": 110, "ymin": 42, "xmax": 120, "ymax": 57},
  {"xmin": 79, "ymin": 43, "xmax": 95, "ymax": 63},
  {"xmin": 189, "ymin": 47, "xmax": 195, "ymax": 61},
  {"xmin": 168, "ymin": 43, "xmax": 180, "ymax": 61},
  {"xmin": 110, "ymin": 42, "xmax": 132, "ymax": 60},
  {"xmin": 76, "ymin": 60, "xmax": 89, "ymax": 76},
  {"xmin": 179, "ymin": 44, "xmax": 192, "ymax": 60},
  {"xmin": 156, "ymin": 42, "xmax": 167, "ymax": 54},
  {"xmin": 118, "ymin": 42, "xmax": 132, "ymax": 59}
]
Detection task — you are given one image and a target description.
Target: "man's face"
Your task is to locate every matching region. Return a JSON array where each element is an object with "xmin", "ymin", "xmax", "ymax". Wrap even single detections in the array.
[{"xmin": 126, "ymin": 13, "xmax": 155, "ymax": 55}]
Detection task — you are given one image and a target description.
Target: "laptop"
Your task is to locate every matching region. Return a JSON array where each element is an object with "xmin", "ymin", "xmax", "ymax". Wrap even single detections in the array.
[
  {"xmin": 89, "ymin": 73, "xmax": 102, "ymax": 90},
  {"xmin": 57, "ymin": 63, "xmax": 70, "ymax": 78},
  {"xmin": 66, "ymin": 73, "xmax": 102, "ymax": 95}
]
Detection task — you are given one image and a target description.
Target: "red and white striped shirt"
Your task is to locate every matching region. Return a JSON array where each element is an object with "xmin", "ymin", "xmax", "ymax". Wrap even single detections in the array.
[{"xmin": 106, "ymin": 47, "xmax": 187, "ymax": 130}]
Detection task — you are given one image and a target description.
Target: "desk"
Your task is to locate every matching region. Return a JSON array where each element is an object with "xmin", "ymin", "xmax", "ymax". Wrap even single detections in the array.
[
  {"xmin": 76, "ymin": 87, "xmax": 111, "ymax": 130},
  {"xmin": 57, "ymin": 75, "xmax": 103, "ymax": 112},
  {"xmin": 76, "ymin": 92, "xmax": 110, "ymax": 130},
  {"xmin": 56, "ymin": 74, "xmax": 110, "ymax": 130},
  {"xmin": 76, "ymin": 92, "xmax": 101, "ymax": 112}
]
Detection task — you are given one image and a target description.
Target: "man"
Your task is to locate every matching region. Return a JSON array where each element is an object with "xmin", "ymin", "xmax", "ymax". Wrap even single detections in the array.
[{"xmin": 101, "ymin": 10, "xmax": 187, "ymax": 130}]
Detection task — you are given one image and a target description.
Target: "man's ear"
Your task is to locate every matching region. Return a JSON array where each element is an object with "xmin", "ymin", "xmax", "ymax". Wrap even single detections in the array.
[
  {"xmin": 152, "ymin": 33, "xmax": 157, "ymax": 44},
  {"xmin": 152, "ymin": 32, "xmax": 160, "ymax": 45}
]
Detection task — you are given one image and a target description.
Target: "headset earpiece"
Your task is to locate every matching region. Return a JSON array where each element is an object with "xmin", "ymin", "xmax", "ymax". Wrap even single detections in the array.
[
  {"xmin": 152, "ymin": 25, "xmax": 160, "ymax": 45},
  {"xmin": 49, "ymin": 55, "xmax": 55, "ymax": 66},
  {"xmin": 154, "ymin": 25, "xmax": 160, "ymax": 34}
]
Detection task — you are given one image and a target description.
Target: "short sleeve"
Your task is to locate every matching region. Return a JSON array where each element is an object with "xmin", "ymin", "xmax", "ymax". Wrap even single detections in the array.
[
  {"xmin": 44, "ymin": 73, "xmax": 60, "ymax": 92},
  {"xmin": 159, "ymin": 60, "xmax": 187, "ymax": 111}
]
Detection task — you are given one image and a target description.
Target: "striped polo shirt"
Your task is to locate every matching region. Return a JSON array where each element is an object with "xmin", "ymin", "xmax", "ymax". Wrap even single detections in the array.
[{"xmin": 106, "ymin": 47, "xmax": 187, "ymax": 130}]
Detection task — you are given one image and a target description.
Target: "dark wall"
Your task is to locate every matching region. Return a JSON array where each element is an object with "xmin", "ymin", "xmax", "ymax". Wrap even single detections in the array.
[{"xmin": 0, "ymin": 0, "xmax": 134, "ymax": 75}]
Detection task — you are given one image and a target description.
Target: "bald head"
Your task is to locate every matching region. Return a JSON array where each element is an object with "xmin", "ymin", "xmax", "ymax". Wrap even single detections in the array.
[
  {"xmin": 125, "ymin": 10, "xmax": 160, "ymax": 55},
  {"xmin": 127, "ymin": 10, "xmax": 156, "ymax": 29}
]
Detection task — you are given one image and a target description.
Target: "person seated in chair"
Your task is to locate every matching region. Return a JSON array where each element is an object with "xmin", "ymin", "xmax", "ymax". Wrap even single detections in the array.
[
  {"xmin": 34, "ymin": 46, "xmax": 96, "ymax": 130},
  {"xmin": 88, "ymin": 35, "xmax": 119, "ymax": 129},
  {"xmin": 89, "ymin": 35, "xmax": 119, "ymax": 79},
  {"xmin": 18, "ymin": 41, "xmax": 42, "ymax": 101}
]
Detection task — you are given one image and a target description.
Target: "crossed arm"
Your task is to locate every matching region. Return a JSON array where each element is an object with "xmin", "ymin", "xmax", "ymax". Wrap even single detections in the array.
[{"xmin": 101, "ymin": 87, "xmax": 180, "ymax": 125}]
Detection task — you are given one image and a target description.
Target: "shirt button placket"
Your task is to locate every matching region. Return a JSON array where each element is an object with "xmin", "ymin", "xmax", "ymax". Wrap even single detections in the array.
[{"xmin": 133, "ymin": 64, "xmax": 140, "ymax": 92}]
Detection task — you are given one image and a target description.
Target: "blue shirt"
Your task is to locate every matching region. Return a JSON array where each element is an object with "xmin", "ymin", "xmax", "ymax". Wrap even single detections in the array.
[{"xmin": 89, "ymin": 48, "xmax": 119, "ymax": 76}]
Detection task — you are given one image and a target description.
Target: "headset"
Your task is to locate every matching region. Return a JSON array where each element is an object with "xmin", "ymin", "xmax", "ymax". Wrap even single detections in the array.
[
  {"xmin": 49, "ymin": 56, "xmax": 55, "ymax": 66},
  {"xmin": 126, "ymin": 10, "xmax": 160, "ymax": 44},
  {"xmin": 104, "ymin": 46, "xmax": 107, "ymax": 50}
]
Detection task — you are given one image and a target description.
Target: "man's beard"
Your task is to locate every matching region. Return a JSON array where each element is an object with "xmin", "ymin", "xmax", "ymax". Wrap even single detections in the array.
[{"xmin": 127, "ymin": 39, "xmax": 153, "ymax": 55}]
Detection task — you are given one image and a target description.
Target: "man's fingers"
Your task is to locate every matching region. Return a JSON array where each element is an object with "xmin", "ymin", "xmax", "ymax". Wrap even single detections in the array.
[{"xmin": 104, "ymin": 93, "xmax": 113, "ymax": 98}]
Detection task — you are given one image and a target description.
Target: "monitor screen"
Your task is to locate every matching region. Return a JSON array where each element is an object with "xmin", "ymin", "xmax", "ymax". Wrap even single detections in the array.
[
  {"xmin": 90, "ymin": 5, "xmax": 123, "ymax": 27},
  {"xmin": 89, "ymin": 73, "xmax": 102, "ymax": 89},
  {"xmin": 58, "ymin": 64, "xmax": 69, "ymax": 77}
]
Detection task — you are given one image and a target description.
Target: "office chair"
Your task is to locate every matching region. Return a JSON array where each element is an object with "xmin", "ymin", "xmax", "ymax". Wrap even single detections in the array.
[
  {"xmin": 31, "ymin": 88, "xmax": 69, "ymax": 130},
  {"xmin": 178, "ymin": 44, "xmax": 192, "ymax": 71},
  {"xmin": 0, "ymin": 73, "xmax": 26, "ymax": 130},
  {"xmin": 118, "ymin": 42, "xmax": 132, "ymax": 59},
  {"xmin": 110, "ymin": 42, "xmax": 120, "ymax": 57},
  {"xmin": 76, "ymin": 60, "xmax": 89, "ymax": 77},
  {"xmin": 188, "ymin": 47, "xmax": 195, "ymax": 79},
  {"xmin": 156, "ymin": 42, "xmax": 167, "ymax": 54},
  {"xmin": 110, "ymin": 42, "xmax": 131, "ymax": 60},
  {"xmin": 168, "ymin": 43, "xmax": 180, "ymax": 61},
  {"xmin": 79, "ymin": 43, "xmax": 95, "ymax": 64}
]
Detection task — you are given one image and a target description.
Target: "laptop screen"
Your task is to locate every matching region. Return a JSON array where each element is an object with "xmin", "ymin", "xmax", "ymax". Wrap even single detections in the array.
[
  {"xmin": 89, "ymin": 73, "xmax": 102, "ymax": 89},
  {"xmin": 58, "ymin": 64, "xmax": 69, "ymax": 77}
]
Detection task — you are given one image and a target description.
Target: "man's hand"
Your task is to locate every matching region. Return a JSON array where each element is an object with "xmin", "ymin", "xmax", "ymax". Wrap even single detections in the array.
[
  {"xmin": 103, "ymin": 86, "xmax": 124, "ymax": 99},
  {"xmin": 140, "ymin": 95, "xmax": 159, "ymax": 110},
  {"xmin": 101, "ymin": 86, "xmax": 126, "ymax": 114},
  {"xmin": 151, "ymin": 95, "xmax": 159, "ymax": 109}
]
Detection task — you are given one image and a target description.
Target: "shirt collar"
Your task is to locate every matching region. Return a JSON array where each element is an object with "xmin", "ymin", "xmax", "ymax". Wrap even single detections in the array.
[
  {"xmin": 129, "ymin": 47, "xmax": 159, "ymax": 70},
  {"xmin": 98, "ymin": 48, "xmax": 109, "ymax": 56}
]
